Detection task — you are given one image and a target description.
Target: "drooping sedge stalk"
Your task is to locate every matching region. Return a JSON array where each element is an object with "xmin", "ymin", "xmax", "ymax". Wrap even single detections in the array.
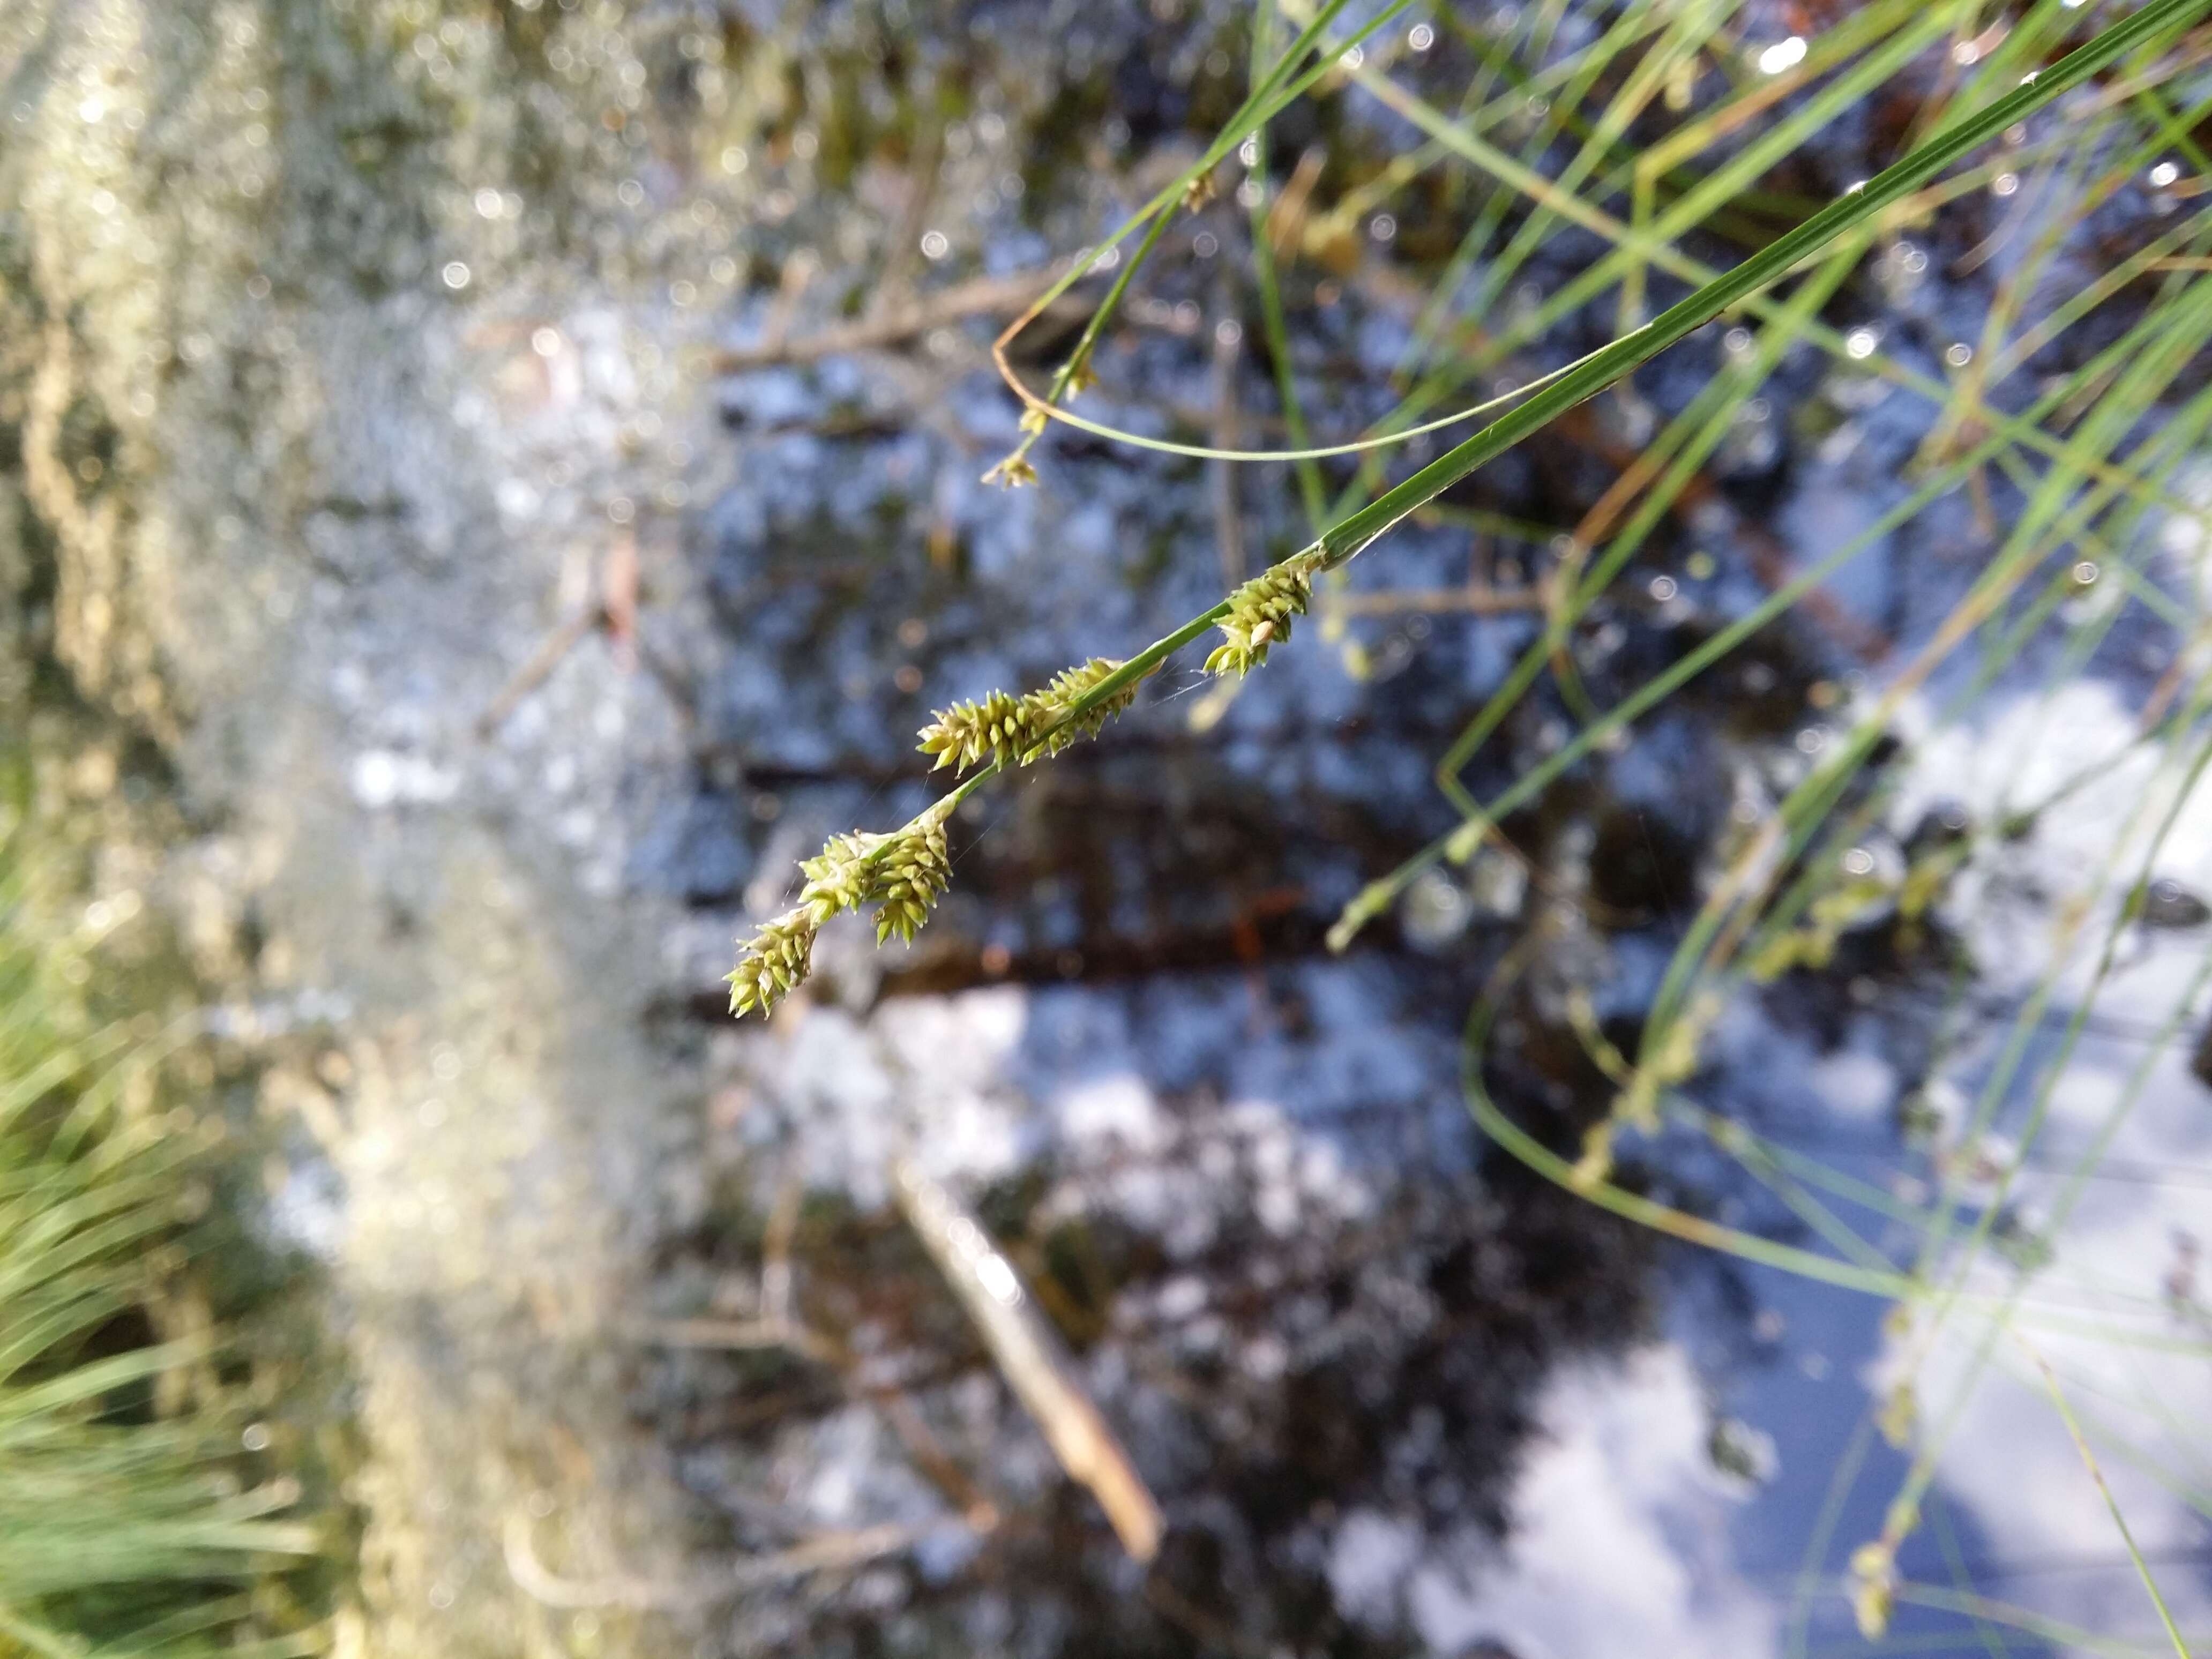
[
  {"xmin": 725, "ymin": 558, "xmax": 1323, "ymax": 1016},
  {"xmin": 727, "ymin": 0, "xmax": 2208, "ymax": 1019},
  {"xmin": 982, "ymin": 0, "xmax": 1419, "ymax": 487}
]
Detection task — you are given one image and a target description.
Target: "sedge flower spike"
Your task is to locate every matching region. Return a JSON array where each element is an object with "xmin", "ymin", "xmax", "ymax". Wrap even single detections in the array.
[
  {"xmin": 1206, "ymin": 549, "xmax": 1326, "ymax": 677},
  {"xmin": 734, "ymin": 651, "xmax": 1157, "ymax": 1018},
  {"xmin": 1848, "ymin": 1542, "xmax": 1896, "ymax": 1639},
  {"xmin": 917, "ymin": 687, "xmax": 1028, "ymax": 772},
  {"xmin": 1847, "ymin": 1492, "xmax": 1922, "ymax": 1639},
  {"xmin": 916, "ymin": 657, "xmax": 1145, "ymax": 775},
  {"xmin": 726, "ymin": 906, "xmax": 819, "ymax": 1019},
  {"xmin": 726, "ymin": 798, "xmax": 959, "ymax": 1017},
  {"xmin": 797, "ymin": 831, "xmax": 881, "ymax": 918},
  {"xmin": 869, "ymin": 797, "xmax": 953, "ymax": 944},
  {"xmin": 981, "ymin": 452, "xmax": 1038, "ymax": 489}
]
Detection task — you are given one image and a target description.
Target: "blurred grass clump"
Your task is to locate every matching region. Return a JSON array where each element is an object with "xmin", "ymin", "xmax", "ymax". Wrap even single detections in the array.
[{"xmin": 0, "ymin": 765, "xmax": 322, "ymax": 1657}]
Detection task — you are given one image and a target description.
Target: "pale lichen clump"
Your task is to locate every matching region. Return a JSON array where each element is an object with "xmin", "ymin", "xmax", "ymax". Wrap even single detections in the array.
[
  {"xmin": 727, "ymin": 798, "xmax": 955, "ymax": 1018},
  {"xmin": 916, "ymin": 656, "xmax": 1144, "ymax": 774},
  {"xmin": 1205, "ymin": 549, "xmax": 1327, "ymax": 677}
]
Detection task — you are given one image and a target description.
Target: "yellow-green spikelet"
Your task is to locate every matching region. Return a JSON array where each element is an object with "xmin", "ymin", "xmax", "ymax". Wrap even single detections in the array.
[
  {"xmin": 727, "ymin": 907, "xmax": 818, "ymax": 1018},
  {"xmin": 917, "ymin": 687, "xmax": 1042, "ymax": 773},
  {"xmin": 1206, "ymin": 552, "xmax": 1323, "ymax": 677},
  {"xmin": 915, "ymin": 657, "xmax": 1141, "ymax": 774},
  {"xmin": 872, "ymin": 808, "xmax": 952, "ymax": 944}
]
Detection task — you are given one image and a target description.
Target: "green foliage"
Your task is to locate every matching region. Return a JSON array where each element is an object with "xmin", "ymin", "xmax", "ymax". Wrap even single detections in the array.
[{"xmin": 0, "ymin": 820, "xmax": 315, "ymax": 1654}]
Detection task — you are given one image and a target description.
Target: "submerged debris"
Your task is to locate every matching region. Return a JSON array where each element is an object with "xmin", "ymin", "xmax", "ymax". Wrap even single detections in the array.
[{"xmin": 890, "ymin": 1156, "xmax": 1163, "ymax": 1562}]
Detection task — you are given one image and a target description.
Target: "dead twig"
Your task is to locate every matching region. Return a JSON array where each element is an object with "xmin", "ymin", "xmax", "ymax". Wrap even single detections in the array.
[
  {"xmin": 870, "ymin": 122, "xmax": 944, "ymax": 320},
  {"xmin": 644, "ymin": 1316, "xmax": 841, "ymax": 1366},
  {"xmin": 889, "ymin": 1155, "xmax": 1164, "ymax": 1563},
  {"xmin": 714, "ymin": 269, "xmax": 1080, "ymax": 372},
  {"xmin": 637, "ymin": 1170, "xmax": 1003, "ymax": 1533},
  {"xmin": 638, "ymin": 1311, "xmax": 999, "ymax": 1529},
  {"xmin": 502, "ymin": 1511, "xmax": 920, "ymax": 1610},
  {"xmin": 474, "ymin": 608, "xmax": 596, "ymax": 739},
  {"xmin": 475, "ymin": 532, "xmax": 638, "ymax": 739},
  {"xmin": 757, "ymin": 249, "xmax": 821, "ymax": 362},
  {"xmin": 761, "ymin": 1165, "xmax": 803, "ymax": 1327},
  {"xmin": 1262, "ymin": 146, "xmax": 1327, "ymax": 259}
]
